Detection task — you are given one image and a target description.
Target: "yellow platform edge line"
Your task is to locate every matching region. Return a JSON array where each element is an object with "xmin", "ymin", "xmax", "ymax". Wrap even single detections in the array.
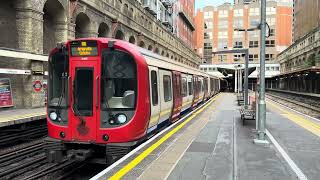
[
  {"xmin": 109, "ymin": 94, "xmax": 221, "ymax": 180},
  {"xmin": 267, "ymin": 100, "xmax": 320, "ymax": 136}
]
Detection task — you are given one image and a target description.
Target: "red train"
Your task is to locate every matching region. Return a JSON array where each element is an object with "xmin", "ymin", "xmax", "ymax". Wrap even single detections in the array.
[{"xmin": 45, "ymin": 38, "xmax": 221, "ymax": 164}]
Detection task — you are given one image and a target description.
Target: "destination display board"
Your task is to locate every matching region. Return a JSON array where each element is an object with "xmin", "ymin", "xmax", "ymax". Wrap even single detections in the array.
[
  {"xmin": 0, "ymin": 78, "xmax": 14, "ymax": 108},
  {"xmin": 70, "ymin": 41, "xmax": 98, "ymax": 56}
]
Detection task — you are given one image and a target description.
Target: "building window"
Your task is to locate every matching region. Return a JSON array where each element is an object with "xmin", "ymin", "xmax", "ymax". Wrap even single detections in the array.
[
  {"xmin": 249, "ymin": 54, "xmax": 259, "ymax": 61},
  {"xmin": 269, "ymin": 29, "xmax": 275, "ymax": 36},
  {"xmin": 233, "ymin": 19, "xmax": 243, "ymax": 28},
  {"xmin": 218, "ymin": 20, "xmax": 228, "ymax": 29},
  {"xmin": 267, "ymin": 17, "xmax": 276, "ymax": 26},
  {"xmin": 204, "ymin": 11, "xmax": 213, "ymax": 19},
  {"xmin": 266, "ymin": 40, "xmax": 275, "ymax": 47},
  {"xmin": 234, "ymin": 31, "xmax": 244, "ymax": 38},
  {"xmin": 204, "ymin": 42, "xmax": 212, "ymax": 49},
  {"xmin": 249, "ymin": 8, "xmax": 259, "ymax": 16},
  {"xmin": 206, "ymin": 21, "xmax": 213, "ymax": 29},
  {"xmin": 163, "ymin": 75, "xmax": 172, "ymax": 102},
  {"xmin": 250, "ymin": 18, "xmax": 259, "ymax": 26},
  {"xmin": 218, "ymin": 31, "xmax": 228, "ymax": 38},
  {"xmin": 266, "ymin": 7, "xmax": 276, "ymax": 15},
  {"xmin": 218, "ymin": 40, "xmax": 228, "ymax": 49},
  {"xmin": 233, "ymin": 41, "xmax": 243, "ymax": 48},
  {"xmin": 218, "ymin": 55, "xmax": 227, "ymax": 62},
  {"xmin": 234, "ymin": 54, "xmax": 242, "ymax": 61},
  {"xmin": 206, "ymin": 32, "xmax": 213, "ymax": 39},
  {"xmin": 265, "ymin": 54, "xmax": 274, "ymax": 61},
  {"xmin": 249, "ymin": 41, "xmax": 259, "ymax": 48},
  {"xmin": 234, "ymin": 9, "xmax": 243, "ymax": 17},
  {"xmin": 219, "ymin": 10, "xmax": 228, "ymax": 18}
]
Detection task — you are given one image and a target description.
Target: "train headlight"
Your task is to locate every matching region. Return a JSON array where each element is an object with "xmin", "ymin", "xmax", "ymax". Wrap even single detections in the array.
[
  {"xmin": 116, "ymin": 114, "xmax": 127, "ymax": 124},
  {"xmin": 49, "ymin": 112, "xmax": 58, "ymax": 121}
]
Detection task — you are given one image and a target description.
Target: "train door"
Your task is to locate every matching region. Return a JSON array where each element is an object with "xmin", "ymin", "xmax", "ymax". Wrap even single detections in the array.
[
  {"xmin": 147, "ymin": 66, "xmax": 160, "ymax": 131},
  {"xmin": 192, "ymin": 75, "xmax": 199, "ymax": 108},
  {"xmin": 158, "ymin": 69, "xmax": 173, "ymax": 124},
  {"xmin": 204, "ymin": 77, "xmax": 208, "ymax": 100},
  {"xmin": 171, "ymin": 71, "xmax": 182, "ymax": 122},
  {"xmin": 70, "ymin": 60, "xmax": 99, "ymax": 142}
]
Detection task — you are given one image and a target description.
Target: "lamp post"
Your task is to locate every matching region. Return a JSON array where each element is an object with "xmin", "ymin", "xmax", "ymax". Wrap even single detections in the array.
[{"xmin": 254, "ymin": 0, "xmax": 269, "ymax": 144}]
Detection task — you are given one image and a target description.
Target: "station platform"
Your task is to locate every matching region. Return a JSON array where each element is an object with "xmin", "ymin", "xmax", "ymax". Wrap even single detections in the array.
[
  {"xmin": 91, "ymin": 93, "xmax": 320, "ymax": 180},
  {"xmin": 0, "ymin": 107, "xmax": 46, "ymax": 127}
]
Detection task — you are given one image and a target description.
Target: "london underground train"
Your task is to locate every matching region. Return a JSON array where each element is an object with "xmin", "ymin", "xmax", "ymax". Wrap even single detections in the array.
[{"xmin": 46, "ymin": 38, "xmax": 221, "ymax": 164}]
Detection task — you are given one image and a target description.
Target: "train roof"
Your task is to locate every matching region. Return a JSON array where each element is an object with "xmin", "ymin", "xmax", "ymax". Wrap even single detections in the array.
[
  {"xmin": 67, "ymin": 38, "xmax": 220, "ymax": 79},
  {"xmin": 137, "ymin": 46, "xmax": 219, "ymax": 79}
]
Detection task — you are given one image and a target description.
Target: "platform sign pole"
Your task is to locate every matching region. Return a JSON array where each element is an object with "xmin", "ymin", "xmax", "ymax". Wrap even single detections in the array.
[
  {"xmin": 235, "ymin": 68, "xmax": 238, "ymax": 93},
  {"xmin": 244, "ymin": 49, "xmax": 249, "ymax": 109},
  {"xmin": 254, "ymin": 0, "xmax": 269, "ymax": 144},
  {"xmin": 238, "ymin": 68, "xmax": 240, "ymax": 93}
]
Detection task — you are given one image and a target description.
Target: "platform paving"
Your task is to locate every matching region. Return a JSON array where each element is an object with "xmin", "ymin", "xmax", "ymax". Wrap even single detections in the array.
[
  {"xmin": 0, "ymin": 107, "xmax": 46, "ymax": 127},
  {"xmin": 92, "ymin": 93, "xmax": 320, "ymax": 180},
  {"xmin": 163, "ymin": 94, "xmax": 296, "ymax": 180}
]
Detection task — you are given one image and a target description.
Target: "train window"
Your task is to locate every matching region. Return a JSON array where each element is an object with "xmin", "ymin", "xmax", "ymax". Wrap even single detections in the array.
[
  {"xmin": 188, "ymin": 78, "xmax": 193, "ymax": 95},
  {"xmin": 74, "ymin": 68, "xmax": 93, "ymax": 116},
  {"xmin": 101, "ymin": 49, "xmax": 137, "ymax": 109},
  {"xmin": 48, "ymin": 51, "xmax": 68, "ymax": 108},
  {"xmin": 151, "ymin": 71, "xmax": 158, "ymax": 105},
  {"xmin": 200, "ymin": 80, "xmax": 203, "ymax": 92},
  {"xmin": 163, "ymin": 75, "xmax": 172, "ymax": 102},
  {"xmin": 181, "ymin": 77, "xmax": 187, "ymax": 97}
]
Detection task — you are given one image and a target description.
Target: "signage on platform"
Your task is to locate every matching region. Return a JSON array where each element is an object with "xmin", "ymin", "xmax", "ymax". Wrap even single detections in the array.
[
  {"xmin": 0, "ymin": 78, "xmax": 14, "ymax": 108},
  {"xmin": 33, "ymin": 80, "xmax": 42, "ymax": 92}
]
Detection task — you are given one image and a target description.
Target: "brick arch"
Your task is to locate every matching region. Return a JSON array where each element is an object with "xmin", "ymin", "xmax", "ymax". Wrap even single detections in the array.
[
  {"xmin": 129, "ymin": 35, "xmax": 136, "ymax": 44},
  {"xmin": 114, "ymin": 30, "xmax": 125, "ymax": 40},
  {"xmin": 98, "ymin": 22, "xmax": 110, "ymax": 37},
  {"xmin": 111, "ymin": 23, "xmax": 127, "ymax": 40},
  {"xmin": 31, "ymin": 0, "xmax": 68, "ymax": 13},
  {"xmin": 75, "ymin": 12, "xmax": 91, "ymax": 38},
  {"xmin": 138, "ymin": 41, "xmax": 145, "ymax": 48},
  {"xmin": 43, "ymin": 0, "xmax": 67, "ymax": 53}
]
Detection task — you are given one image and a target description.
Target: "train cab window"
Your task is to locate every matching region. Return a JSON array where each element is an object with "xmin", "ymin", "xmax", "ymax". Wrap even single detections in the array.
[
  {"xmin": 181, "ymin": 77, "xmax": 187, "ymax": 97},
  {"xmin": 151, "ymin": 71, "xmax": 158, "ymax": 105},
  {"xmin": 101, "ymin": 49, "xmax": 137, "ymax": 109},
  {"xmin": 48, "ymin": 51, "xmax": 68, "ymax": 107},
  {"xmin": 163, "ymin": 75, "xmax": 172, "ymax": 102},
  {"xmin": 74, "ymin": 68, "xmax": 93, "ymax": 116},
  {"xmin": 188, "ymin": 78, "xmax": 193, "ymax": 95}
]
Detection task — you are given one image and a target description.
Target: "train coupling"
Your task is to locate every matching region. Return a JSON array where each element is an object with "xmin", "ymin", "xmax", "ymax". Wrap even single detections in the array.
[{"xmin": 67, "ymin": 149, "xmax": 93, "ymax": 161}]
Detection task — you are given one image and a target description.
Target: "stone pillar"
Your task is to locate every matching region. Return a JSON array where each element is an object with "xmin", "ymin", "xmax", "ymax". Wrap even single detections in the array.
[
  {"xmin": 68, "ymin": 22, "xmax": 76, "ymax": 40},
  {"xmin": 55, "ymin": 21, "xmax": 68, "ymax": 43},
  {"xmin": 16, "ymin": 5, "xmax": 45, "ymax": 108}
]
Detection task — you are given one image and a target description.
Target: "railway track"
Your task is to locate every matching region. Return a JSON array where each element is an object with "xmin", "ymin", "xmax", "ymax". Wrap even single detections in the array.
[
  {"xmin": 0, "ymin": 139, "xmax": 46, "ymax": 179},
  {"xmin": 0, "ymin": 120, "xmax": 47, "ymax": 147},
  {"xmin": 266, "ymin": 91, "xmax": 320, "ymax": 118}
]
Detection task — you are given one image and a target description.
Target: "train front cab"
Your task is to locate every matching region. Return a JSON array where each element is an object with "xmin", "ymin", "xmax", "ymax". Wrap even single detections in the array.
[{"xmin": 46, "ymin": 39, "xmax": 150, "ymax": 163}]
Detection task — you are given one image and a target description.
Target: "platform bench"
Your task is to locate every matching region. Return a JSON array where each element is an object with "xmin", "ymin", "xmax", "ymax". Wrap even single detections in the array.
[{"xmin": 239, "ymin": 108, "xmax": 255, "ymax": 125}]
